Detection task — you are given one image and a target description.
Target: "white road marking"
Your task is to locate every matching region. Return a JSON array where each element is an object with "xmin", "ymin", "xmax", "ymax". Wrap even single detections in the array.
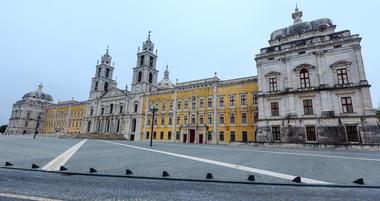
[
  {"xmin": 42, "ymin": 139, "xmax": 87, "ymax": 171},
  {"xmin": 0, "ymin": 193, "xmax": 63, "ymax": 201},
  {"xmin": 103, "ymin": 140, "xmax": 332, "ymax": 185},
  {"xmin": 155, "ymin": 143, "xmax": 380, "ymax": 162}
]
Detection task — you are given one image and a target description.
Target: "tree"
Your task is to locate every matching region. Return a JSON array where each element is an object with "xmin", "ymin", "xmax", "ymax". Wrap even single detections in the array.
[{"xmin": 0, "ymin": 125, "xmax": 7, "ymax": 133}]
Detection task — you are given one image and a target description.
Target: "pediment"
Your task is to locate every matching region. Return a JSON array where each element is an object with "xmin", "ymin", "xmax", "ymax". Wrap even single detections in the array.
[
  {"xmin": 264, "ymin": 71, "xmax": 281, "ymax": 77},
  {"xmin": 101, "ymin": 87, "xmax": 126, "ymax": 98},
  {"xmin": 330, "ymin": 60, "xmax": 352, "ymax": 68}
]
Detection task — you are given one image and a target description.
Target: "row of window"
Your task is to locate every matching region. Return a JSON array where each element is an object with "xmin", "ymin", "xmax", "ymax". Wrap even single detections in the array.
[
  {"xmin": 270, "ymin": 97, "xmax": 354, "ymax": 117},
  {"xmin": 268, "ymin": 67, "xmax": 349, "ymax": 92},
  {"xmin": 271, "ymin": 125, "xmax": 359, "ymax": 142},
  {"xmin": 152, "ymin": 94, "xmax": 258, "ymax": 113},
  {"xmin": 145, "ymin": 130, "xmax": 250, "ymax": 142},
  {"xmin": 94, "ymin": 81, "xmax": 109, "ymax": 92},
  {"xmin": 147, "ymin": 112, "xmax": 251, "ymax": 126},
  {"xmin": 139, "ymin": 55, "xmax": 154, "ymax": 67},
  {"xmin": 97, "ymin": 67, "xmax": 111, "ymax": 78}
]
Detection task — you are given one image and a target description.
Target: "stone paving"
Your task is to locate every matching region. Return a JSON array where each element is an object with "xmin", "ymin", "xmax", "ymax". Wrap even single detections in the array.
[{"xmin": 1, "ymin": 135, "xmax": 380, "ymax": 200}]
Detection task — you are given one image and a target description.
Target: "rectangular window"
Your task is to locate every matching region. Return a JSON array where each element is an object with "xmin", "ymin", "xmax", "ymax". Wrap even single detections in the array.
[
  {"xmin": 306, "ymin": 126, "xmax": 317, "ymax": 142},
  {"xmin": 272, "ymin": 126, "xmax": 281, "ymax": 141},
  {"xmin": 184, "ymin": 100, "xmax": 188, "ymax": 109},
  {"xmin": 230, "ymin": 131, "xmax": 235, "ymax": 142},
  {"xmin": 176, "ymin": 131, "xmax": 180, "ymax": 140},
  {"xmin": 303, "ymin": 99, "xmax": 313, "ymax": 115},
  {"xmin": 341, "ymin": 97, "xmax": 353, "ymax": 113},
  {"xmin": 90, "ymin": 109, "xmax": 94, "ymax": 116},
  {"xmin": 219, "ymin": 113, "xmax": 224, "ymax": 124},
  {"xmin": 146, "ymin": 131, "xmax": 150, "ymax": 139},
  {"xmin": 168, "ymin": 131, "xmax": 172, "ymax": 140},
  {"xmin": 253, "ymin": 93, "xmax": 258, "ymax": 104},
  {"xmin": 241, "ymin": 94, "xmax": 247, "ymax": 105},
  {"xmin": 346, "ymin": 125, "xmax": 359, "ymax": 142},
  {"xmin": 101, "ymin": 107, "xmax": 105, "ymax": 115},
  {"xmin": 177, "ymin": 100, "xmax": 181, "ymax": 110},
  {"xmin": 337, "ymin": 68, "xmax": 348, "ymax": 85},
  {"xmin": 184, "ymin": 115, "xmax": 188, "ymax": 125},
  {"xmin": 241, "ymin": 112, "xmax": 247, "ymax": 124},
  {"xmin": 191, "ymin": 114, "xmax": 196, "ymax": 124},
  {"xmin": 208, "ymin": 97, "xmax": 213, "ymax": 108},
  {"xmin": 219, "ymin": 97, "xmax": 224, "ymax": 107},
  {"xmin": 119, "ymin": 105, "xmax": 123, "ymax": 113},
  {"xmin": 169, "ymin": 101, "xmax": 173, "ymax": 111},
  {"xmin": 176, "ymin": 116, "xmax": 180, "ymax": 125},
  {"xmin": 161, "ymin": 117, "xmax": 165, "ymax": 126},
  {"xmin": 199, "ymin": 114, "xmax": 204, "ymax": 125},
  {"xmin": 200, "ymin": 98, "xmax": 204, "ymax": 108},
  {"xmin": 162, "ymin": 102, "xmax": 166, "ymax": 112},
  {"xmin": 207, "ymin": 131, "xmax": 212, "ymax": 141},
  {"xmin": 271, "ymin": 102, "xmax": 279, "ymax": 116},
  {"xmin": 147, "ymin": 116, "xmax": 151, "ymax": 126},
  {"xmin": 153, "ymin": 131, "xmax": 157, "ymax": 139},
  {"xmin": 191, "ymin": 98, "xmax": 196, "ymax": 109},
  {"xmin": 230, "ymin": 113, "xmax": 236, "ymax": 124},
  {"xmin": 254, "ymin": 112, "xmax": 258, "ymax": 123},
  {"xmin": 160, "ymin": 131, "xmax": 164, "ymax": 140},
  {"xmin": 269, "ymin": 78, "xmax": 278, "ymax": 92},
  {"xmin": 168, "ymin": 116, "xmax": 172, "ymax": 126},
  {"xmin": 230, "ymin": 95, "xmax": 235, "ymax": 106},
  {"xmin": 219, "ymin": 131, "xmax": 225, "ymax": 141},
  {"xmin": 207, "ymin": 114, "xmax": 212, "ymax": 124},
  {"xmin": 154, "ymin": 117, "xmax": 157, "ymax": 126}
]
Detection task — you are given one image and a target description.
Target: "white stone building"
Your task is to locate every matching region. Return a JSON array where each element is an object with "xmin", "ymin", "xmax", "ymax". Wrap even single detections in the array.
[
  {"xmin": 4, "ymin": 84, "xmax": 53, "ymax": 135},
  {"xmin": 255, "ymin": 7, "xmax": 380, "ymax": 144}
]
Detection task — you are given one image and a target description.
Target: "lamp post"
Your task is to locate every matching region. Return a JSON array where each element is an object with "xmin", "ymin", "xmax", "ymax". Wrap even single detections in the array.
[
  {"xmin": 149, "ymin": 105, "xmax": 158, "ymax": 147},
  {"xmin": 34, "ymin": 113, "xmax": 42, "ymax": 139}
]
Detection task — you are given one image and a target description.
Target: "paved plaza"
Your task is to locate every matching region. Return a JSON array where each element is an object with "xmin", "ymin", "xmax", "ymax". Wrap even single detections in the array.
[{"xmin": 0, "ymin": 135, "xmax": 380, "ymax": 200}]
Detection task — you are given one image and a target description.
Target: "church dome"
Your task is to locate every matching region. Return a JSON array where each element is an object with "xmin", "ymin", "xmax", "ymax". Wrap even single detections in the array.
[
  {"xmin": 22, "ymin": 83, "xmax": 53, "ymax": 102},
  {"xmin": 270, "ymin": 7, "xmax": 334, "ymax": 40},
  {"xmin": 158, "ymin": 65, "xmax": 174, "ymax": 89}
]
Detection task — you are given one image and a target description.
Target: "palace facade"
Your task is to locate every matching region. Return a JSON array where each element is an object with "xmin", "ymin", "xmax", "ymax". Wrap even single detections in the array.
[{"xmin": 255, "ymin": 7, "xmax": 380, "ymax": 144}]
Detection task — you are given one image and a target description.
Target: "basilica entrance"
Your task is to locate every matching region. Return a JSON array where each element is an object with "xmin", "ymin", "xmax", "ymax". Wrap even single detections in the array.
[{"xmin": 189, "ymin": 129, "xmax": 195, "ymax": 143}]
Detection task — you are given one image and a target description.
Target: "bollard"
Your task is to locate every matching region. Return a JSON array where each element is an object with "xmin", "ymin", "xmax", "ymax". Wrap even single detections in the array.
[
  {"xmin": 206, "ymin": 173, "xmax": 213, "ymax": 179},
  {"xmin": 162, "ymin": 171, "xmax": 169, "ymax": 177},
  {"xmin": 292, "ymin": 176, "xmax": 301, "ymax": 183},
  {"xmin": 125, "ymin": 169, "xmax": 133, "ymax": 175}
]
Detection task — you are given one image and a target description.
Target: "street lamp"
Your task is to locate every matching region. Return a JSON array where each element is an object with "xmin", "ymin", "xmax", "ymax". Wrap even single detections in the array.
[
  {"xmin": 149, "ymin": 105, "xmax": 158, "ymax": 147},
  {"xmin": 34, "ymin": 113, "xmax": 42, "ymax": 139}
]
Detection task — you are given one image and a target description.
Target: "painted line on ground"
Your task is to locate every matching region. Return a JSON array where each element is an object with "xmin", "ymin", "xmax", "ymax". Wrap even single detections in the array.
[
  {"xmin": 42, "ymin": 139, "xmax": 87, "ymax": 171},
  {"xmin": 151, "ymin": 142, "xmax": 380, "ymax": 162},
  {"xmin": 0, "ymin": 193, "xmax": 63, "ymax": 201},
  {"xmin": 103, "ymin": 140, "xmax": 332, "ymax": 185}
]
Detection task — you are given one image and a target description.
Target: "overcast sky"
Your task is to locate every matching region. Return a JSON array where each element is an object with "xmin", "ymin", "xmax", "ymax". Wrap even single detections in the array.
[{"xmin": 1, "ymin": 0, "xmax": 379, "ymax": 125}]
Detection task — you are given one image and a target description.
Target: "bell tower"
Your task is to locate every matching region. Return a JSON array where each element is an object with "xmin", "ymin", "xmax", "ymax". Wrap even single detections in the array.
[
  {"xmin": 89, "ymin": 47, "xmax": 116, "ymax": 100},
  {"xmin": 131, "ymin": 31, "xmax": 159, "ymax": 93}
]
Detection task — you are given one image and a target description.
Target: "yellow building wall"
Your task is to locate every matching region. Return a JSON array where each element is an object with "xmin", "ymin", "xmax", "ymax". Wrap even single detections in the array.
[
  {"xmin": 140, "ymin": 78, "xmax": 258, "ymax": 144},
  {"xmin": 42, "ymin": 102, "xmax": 86, "ymax": 134}
]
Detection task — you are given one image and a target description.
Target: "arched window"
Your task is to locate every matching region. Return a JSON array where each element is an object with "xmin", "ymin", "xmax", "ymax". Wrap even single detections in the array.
[
  {"xmin": 105, "ymin": 68, "xmax": 110, "ymax": 78},
  {"xmin": 98, "ymin": 68, "xmax": 101, "ymax": 77},
  {"xmin": 104, "ymin": 82, "xmax": 109, "ymax": 92},
  {"xmin": 137, "ymin": 71, "xmax": 142, "ymax": 82},
  {"xmin": 300, "ymin": 68, "xmax": 310, "ymax": 88},
  {"xmin": 149, "ymin": 72, "xmax": 153, "ymax": 83},
  {"xmin": 134, "ymin": 102, "xmax": 138, "ymax": 113},
  {"xmin": 131, "ymin": 119, "xmax": 137, "ymax": 132},
  {"xmin": 94, "ymin": 81, "xmax": 98, "ymax": 90}
]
